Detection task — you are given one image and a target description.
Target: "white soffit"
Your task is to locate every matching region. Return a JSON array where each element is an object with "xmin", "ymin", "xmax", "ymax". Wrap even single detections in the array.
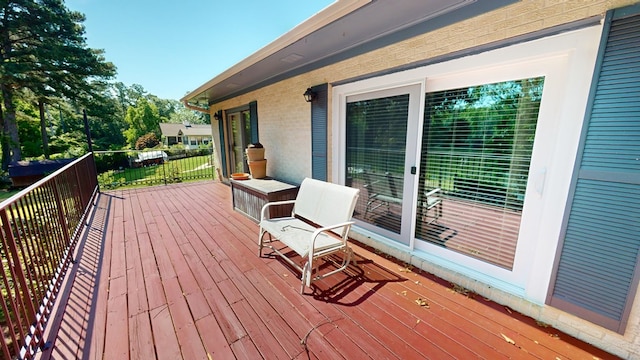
[{"xmin": 183, "ymin": 0, "xmax": 497, "ymax": 104}]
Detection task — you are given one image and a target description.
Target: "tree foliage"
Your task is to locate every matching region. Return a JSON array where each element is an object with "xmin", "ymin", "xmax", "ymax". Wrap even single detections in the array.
[
  {"xmin": 123, "ymin": 98, "xmax": 162, "ymax": 148},
  {"xmin": 168, "ymin": 105, "xmax": 208, "ymax": 124},
  {"xmin": 1, "ymin": 81, "xmax": 206, "ymax": 163},
  {"xmin": 0, "ymin": 0, "xmax": 206, "ymax": 164},
  {"xmin": 0, "ymin": 0, "xmax": 116, "ymax": 168}
]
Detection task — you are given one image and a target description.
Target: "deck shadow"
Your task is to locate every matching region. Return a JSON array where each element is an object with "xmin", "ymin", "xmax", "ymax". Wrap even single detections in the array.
[
  {"xmin": 263, "ymin": 246, "xmax": 406, "ymax": 306},
  {"xmin": 310, "ymin": 253, "xmax": 407, "ymax": 306},
  {"xmin": 40, "ymin": 193, "xmax": 113, "ymax": 360}
]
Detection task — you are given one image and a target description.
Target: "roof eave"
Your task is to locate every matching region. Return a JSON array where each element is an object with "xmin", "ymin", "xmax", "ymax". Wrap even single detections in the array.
[{"xmin": 181, "ymin": 0, "xmax": 371, "ymax": 104}]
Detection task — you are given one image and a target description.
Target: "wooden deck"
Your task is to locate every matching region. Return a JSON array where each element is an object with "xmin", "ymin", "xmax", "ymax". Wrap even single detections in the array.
[{"xmin": 39, "ymin": 181, "xmax": 619, "ymax": 359}]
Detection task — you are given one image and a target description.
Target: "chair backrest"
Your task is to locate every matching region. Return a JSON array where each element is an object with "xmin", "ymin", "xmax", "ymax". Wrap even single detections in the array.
[
  {"xmin": 363, "ymin": 172, "xmax": 401, "ymax": 198},
  {"xmin": 293, "ymin": 178, "xmax": 360, "ymax": 230}
]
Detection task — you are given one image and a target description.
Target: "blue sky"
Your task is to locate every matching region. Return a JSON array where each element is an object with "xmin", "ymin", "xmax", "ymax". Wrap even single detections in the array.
[{"xmin": 66, "ymin": 0, "xmax": 335, "ymax": 101}]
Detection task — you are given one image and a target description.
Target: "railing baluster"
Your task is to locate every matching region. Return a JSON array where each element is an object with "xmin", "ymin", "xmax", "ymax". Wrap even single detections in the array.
[
  {"xmin": 0, "ymin": 153, "xmax": 98, "ymax": 359},
  {"xmin": 34, "ymin": 185, "xmax": 63, "ymax": 265},
  {"xmin": 0, "ymin": 208, "xmax": 38, "ymax": 329},
  {"xmin": 24, "ymin": 193, "xmax": 54, "ymax": 284},
  {"xmin": 1, "ymin": 220, "xmax": 26, "ymax": 358},
  {"xmin": 15, "ymin": 199, "xmax": 45, "ymax": 303},
  {"xmin": 51, "ymin": 180, "xmax": 71, "ymax": 249}
]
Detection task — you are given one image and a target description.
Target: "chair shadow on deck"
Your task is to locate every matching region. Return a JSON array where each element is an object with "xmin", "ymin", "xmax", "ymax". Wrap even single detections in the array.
[{"xmin": 264, "ymin": 246, "xmax": 406, "ymax": 306}]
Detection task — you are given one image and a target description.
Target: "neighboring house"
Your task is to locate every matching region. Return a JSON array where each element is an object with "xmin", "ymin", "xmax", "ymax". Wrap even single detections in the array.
[
  {"xmin": 159, "ymin": 122, "xmax": 212, "ymax": 149},
  {"xmin": 182, "ymin": 1, "xmax": 640, "ymax": 358}
]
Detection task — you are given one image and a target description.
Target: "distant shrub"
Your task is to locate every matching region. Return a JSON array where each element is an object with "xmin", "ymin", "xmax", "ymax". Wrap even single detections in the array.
[
  {"xmin": 95, "ymin": 152, "xmax": 129, "ymax": 173},
  {"xmin": 135, "ymin": 133, "xmax": 160, "ymax": 150}
]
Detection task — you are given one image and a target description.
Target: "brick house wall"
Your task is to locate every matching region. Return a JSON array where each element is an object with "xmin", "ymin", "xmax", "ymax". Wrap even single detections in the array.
[{"xmin": 207, "ymin": 1, "xmax": 640, "ymax": 357}]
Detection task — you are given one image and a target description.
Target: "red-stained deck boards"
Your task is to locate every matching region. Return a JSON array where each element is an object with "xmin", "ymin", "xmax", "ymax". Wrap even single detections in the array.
[{"xmin": 40, "ymin": 182, "xmax": 620, "ymax": 360}]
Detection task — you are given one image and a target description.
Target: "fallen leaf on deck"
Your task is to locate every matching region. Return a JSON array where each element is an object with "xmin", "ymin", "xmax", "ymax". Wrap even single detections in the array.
[
  {"xmin": 415, "ymin": 298, "xmax": 429, "ymax": 308},
  {"xmin": 401, "ymin": 290, "xmax": 407, "ymax": 296},
  {"xmin": 501, "ymin": 333, "xmax": 516, "ymax": 345},
  {"xmin": 399, "ymin": 267, "xmax": 412, "ymax": 273},
  {"xmin": 416, "ymin": 319, "xmax": 421, "ymax": 324}
]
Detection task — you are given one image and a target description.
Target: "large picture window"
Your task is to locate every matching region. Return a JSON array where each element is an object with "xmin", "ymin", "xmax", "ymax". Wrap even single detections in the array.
[{"xmin": 416, "ymin": 77, "xmax": 544, "ymax": 269}]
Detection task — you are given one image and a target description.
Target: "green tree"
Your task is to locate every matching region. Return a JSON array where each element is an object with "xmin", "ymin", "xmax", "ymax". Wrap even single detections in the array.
[
  {"xmin": 124, "ymin": 98, "xmax": 161, "ymax": 148},
  {"xmin": 113, "ymin": 82, "xmax": 146, "ymax": 113},
  {"xmin": 147, "ymin": 95, "xmax": 176, "ymax": 121},
  {"xmin": 0, "ymin": 0, "xmax": 115, "ymax": 168},
  {"xmin": 84, "ymin": 92, "xmax": 127, "ymax": 150},
  {"xmin": 15, "ymin": 95, "xmax": 41, "ymax": 157},
  {"xmin": 168, "ymin": 105, "xmax": 208, "ymax": 124}
]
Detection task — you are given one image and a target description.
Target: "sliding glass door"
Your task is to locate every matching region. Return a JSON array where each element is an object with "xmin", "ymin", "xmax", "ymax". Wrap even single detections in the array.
[
  {"xmin": 226, "ymin": 110, "xmax": 251, "ymax": 174},
  {"xmin": 345, "ymin": 85, "xmax": 421, "ymax": 245}
]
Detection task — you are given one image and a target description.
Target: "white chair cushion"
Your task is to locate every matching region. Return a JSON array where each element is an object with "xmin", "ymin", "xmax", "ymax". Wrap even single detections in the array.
[{"xmin": 260, "ymin": 217, "xmax": 343, "ymax": 258}]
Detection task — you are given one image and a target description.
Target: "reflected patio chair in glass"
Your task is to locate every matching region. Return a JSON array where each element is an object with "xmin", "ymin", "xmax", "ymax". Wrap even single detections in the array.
[
  {"xmin": 363, "ymin": 172, "xmax": 403, "ymax": 219},
  {"xmin": 421, "ymin": 188, "xmax": 442, "ymax": 224}
]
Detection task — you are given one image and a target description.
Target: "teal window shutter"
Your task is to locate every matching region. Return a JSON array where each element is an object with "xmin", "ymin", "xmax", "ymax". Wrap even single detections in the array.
[
  {"xmin": 249, "ymin": 101, "xmax": 259, "ymax": 144},
  {"xmin": 311, "ymin": 84, "xmax": 328, "ymax": 181},
  {"xmin": 216, "ymin": 110, "xmax": 228, "ymax": 178},
  {"xmin": 549, "ymin": 6, "xmax": 640, "ymax": 334}
]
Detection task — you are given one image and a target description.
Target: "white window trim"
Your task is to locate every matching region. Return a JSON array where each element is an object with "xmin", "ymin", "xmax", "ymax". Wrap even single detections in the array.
[{"xmin": 332, "ymin": 25, "xmax": 602, "ymax": 302}]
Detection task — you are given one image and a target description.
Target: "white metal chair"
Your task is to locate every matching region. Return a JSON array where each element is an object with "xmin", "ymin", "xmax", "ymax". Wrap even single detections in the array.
[{"xmin": 258, "ymin": 178, "xmax": 360, "ymax": 293}]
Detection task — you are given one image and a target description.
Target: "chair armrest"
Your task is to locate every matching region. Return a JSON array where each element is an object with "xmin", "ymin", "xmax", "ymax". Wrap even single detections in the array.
[
  {"xmin": 260, "ymin": 199, "xmax": 296, "ymax": 221},
  {"xmin": 308, "ymin": 221, "xmax": 355, "ymax": 258},
  {"xmin": 364, "ymin": 180, "xmax": 382, "ymax": 195},
  {"xmin": 424, "ymin": 188, "xmax": 441, "ymax": 197}
]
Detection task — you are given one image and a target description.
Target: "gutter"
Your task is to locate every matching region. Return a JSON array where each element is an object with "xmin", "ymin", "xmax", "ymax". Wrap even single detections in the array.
[{"xmin": 183, "ymin": 101, "xmax": 209, "ymax": 114}]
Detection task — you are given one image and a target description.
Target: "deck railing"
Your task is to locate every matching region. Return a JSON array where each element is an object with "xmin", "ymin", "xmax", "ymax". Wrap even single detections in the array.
[
  {"xmin": 94, "ymin": 147, "xmax": 215, "ymax": 189},
  {"xmin": 1, "ymin": 153, "xmax": 98, "ymax": 360}
]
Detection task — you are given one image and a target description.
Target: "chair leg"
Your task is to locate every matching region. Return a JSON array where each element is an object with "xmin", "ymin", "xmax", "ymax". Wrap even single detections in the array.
[
  {"xmin": 301, "ymin": 262, "xmax": 311, "ymax": 294},
  {"xmin": 348, "ymin": 247, "xmax": 357, "ymax": 267},
  {"xmin": 364, "ymin": 199, "xmax": 373, "ymax": 219},
  {"xmin": 258, "ymin": 229, "xmax": 266, "ymax": 257}
]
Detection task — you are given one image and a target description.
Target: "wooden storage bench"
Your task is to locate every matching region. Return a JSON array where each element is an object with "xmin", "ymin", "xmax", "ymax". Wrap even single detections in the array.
[{"xmin": 231, "ymin": 178, "xmax": 299, "ymax": 222}]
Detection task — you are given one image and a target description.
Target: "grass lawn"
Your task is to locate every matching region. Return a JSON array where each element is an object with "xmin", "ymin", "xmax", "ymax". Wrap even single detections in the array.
[
  {"xmin": 0, "ymin": 189, "xmax": 21, "ymax": 203},
  {"xmin": 99, "ymin": 155, "xmax": 214, "ymax": 189}
]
